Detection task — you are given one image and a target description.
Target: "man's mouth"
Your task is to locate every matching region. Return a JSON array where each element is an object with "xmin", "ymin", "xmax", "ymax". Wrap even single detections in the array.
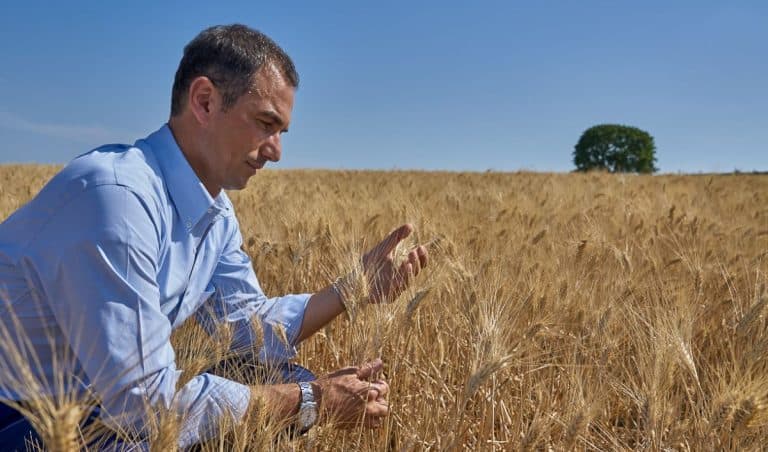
[{"xmin": 247, "ymin": 160, "xmax": 264, "ymax": 171}]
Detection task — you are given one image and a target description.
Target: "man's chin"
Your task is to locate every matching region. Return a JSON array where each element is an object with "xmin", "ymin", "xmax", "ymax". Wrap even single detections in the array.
[{"xmin": 223, "ymin": 178, "xmax": 251, "ymax": 191}]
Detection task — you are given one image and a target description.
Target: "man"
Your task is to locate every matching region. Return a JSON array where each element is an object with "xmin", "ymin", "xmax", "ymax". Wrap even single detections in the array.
[{"xmin": 0, "ymin": 24, "xmax": 428, "ymax": 448}]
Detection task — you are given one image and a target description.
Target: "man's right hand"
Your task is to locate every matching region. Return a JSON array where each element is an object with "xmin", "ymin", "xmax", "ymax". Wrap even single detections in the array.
[{"xmin": 313, "ymin": 358, "xmax": 389, "ymax": 428}]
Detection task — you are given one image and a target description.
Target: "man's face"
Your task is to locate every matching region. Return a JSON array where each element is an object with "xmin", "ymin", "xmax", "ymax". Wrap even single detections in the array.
[{"xmin": 204, "ymin": 64, "xmax": 295, "ymax": 192}]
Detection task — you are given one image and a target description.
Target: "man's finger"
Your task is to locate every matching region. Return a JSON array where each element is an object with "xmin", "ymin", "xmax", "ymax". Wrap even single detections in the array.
[
  {"xmin": 366, "ymin": 398, "xmax": 389, "ymax": 418},
  {"xmin": 408, "ymin": 249, "xmax": 420, "ymax": 276},
  {"xmin": 398, "ymin": 260, "xmax": 413, "ymax": 290},
  {"xmin": 417, "ymin": 245, "xmax": 428, "ymax": 268},
  {"xmin": 376, "ymin": 224, "xmax": 413, "ymax": 257},
  {"xmin": 325, "ymin": 366, "xmax": 359, "ymax": 378},
  {"xmin": 367, "ymin": 380, "xmax": 389, "ymax": 401},
  {"xmin": 356, "ymin": 358, "xmax": 384, "ymax": 380},
  {"xmin": 372, "ymin": 379, "xmax": 389, "ymax": 397}
]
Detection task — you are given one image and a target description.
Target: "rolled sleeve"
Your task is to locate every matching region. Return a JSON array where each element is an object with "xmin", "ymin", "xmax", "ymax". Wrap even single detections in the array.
[
  {"xmin": 32, "ymin": 185, "xmax": 250, "ymax": 447},
  {"xmin": 196, "ymin": 218, "xmax": 311, "ymax": 364},
  {"xmin": 172, "ymin": 373, "xmax": 251, "ymax": 448}
]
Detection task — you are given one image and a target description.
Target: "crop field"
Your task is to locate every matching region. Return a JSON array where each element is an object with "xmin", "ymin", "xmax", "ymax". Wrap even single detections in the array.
[{"xmin": 0, "ymin": 165, "xmax": 766, "ymax": 450}]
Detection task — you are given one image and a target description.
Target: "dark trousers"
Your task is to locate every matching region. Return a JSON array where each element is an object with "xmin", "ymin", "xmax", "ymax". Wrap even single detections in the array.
[{"xmin": 0, "ymin": 360, "xmax": 315, "ymax": 451}]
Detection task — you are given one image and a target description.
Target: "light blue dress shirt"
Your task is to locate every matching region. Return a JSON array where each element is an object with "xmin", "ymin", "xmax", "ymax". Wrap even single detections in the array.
[{"xmin": 0, "ymin": 125, "xmax": 311, "ymax": 447}]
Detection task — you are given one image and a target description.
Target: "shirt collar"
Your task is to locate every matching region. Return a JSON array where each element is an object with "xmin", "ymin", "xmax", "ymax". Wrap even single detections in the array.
[{"xmin": 140, "ymin": 124, "xmax": 229, "ymax": 229}]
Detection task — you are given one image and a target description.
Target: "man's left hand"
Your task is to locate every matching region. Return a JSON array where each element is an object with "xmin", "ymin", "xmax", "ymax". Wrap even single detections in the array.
[{"xmin": 362, "ymin": 224, "xmax": 428, "ymax": 304}]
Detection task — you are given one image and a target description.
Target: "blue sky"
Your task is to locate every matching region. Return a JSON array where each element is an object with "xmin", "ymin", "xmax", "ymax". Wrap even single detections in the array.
[{"xmin": 0, "ymin": 1, "xmax": 765, "ymax": 173}]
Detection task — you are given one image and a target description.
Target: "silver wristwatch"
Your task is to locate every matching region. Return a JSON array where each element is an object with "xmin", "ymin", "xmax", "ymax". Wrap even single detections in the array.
[{"xmin": 297, "ymin": 381, "xmax": 318, "ymax": 433}]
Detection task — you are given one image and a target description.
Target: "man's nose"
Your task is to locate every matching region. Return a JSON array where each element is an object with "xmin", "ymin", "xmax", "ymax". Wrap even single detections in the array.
[{"xmin": 263, "ymin": 134, "xmax": 282, "ymax": 162}]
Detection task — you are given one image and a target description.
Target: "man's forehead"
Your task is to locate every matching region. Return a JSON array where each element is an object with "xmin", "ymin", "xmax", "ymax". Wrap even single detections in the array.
[
  {"xmin": 244, "ymin": 64, "xmax": 295, "ymax": 126},
  {"xmin": 248, "ymin": 62, "xmax": 290, "ymax": 97}
]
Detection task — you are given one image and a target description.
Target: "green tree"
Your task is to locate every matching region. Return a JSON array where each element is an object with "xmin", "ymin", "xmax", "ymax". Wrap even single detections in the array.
[{"xmin": 573, "ymin": 124, "xmax": 658, "ymax": 173}]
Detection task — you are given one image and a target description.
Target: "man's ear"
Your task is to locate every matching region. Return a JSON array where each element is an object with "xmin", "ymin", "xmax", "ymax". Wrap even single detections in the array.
[{"xmin": 187, "ymin": 76, "xmax": 218, "ymax": 126}]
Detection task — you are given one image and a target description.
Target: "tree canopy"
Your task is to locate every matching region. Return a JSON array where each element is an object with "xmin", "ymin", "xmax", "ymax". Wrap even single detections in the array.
[{"xmin": 573, "ymin": 124, "xmax": 658, "ymax": 173}]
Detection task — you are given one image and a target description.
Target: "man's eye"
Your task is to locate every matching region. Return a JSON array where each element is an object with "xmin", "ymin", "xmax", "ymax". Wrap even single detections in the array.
[
  {"xmin": 256, "ymin": 118, "xmax": 283, "ymax": 135},
  {"xmin": 257, "ymin": 120, "xmax": 278, "ymax": 133}
]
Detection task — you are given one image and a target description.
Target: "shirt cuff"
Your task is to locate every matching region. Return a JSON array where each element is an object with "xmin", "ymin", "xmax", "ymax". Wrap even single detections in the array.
[
  {"xmin": 258, "ymin": 293, "xmax": 312, "ymax": 364},
  {"xmin": 175, "ymin": 374, "xmax": 251, "ymax": 448}
]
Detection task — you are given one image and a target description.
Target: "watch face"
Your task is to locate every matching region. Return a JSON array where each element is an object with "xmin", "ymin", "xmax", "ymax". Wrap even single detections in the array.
[{"xmin": 299, "ymin": 404, "xmax": 317, "ymax": 428}]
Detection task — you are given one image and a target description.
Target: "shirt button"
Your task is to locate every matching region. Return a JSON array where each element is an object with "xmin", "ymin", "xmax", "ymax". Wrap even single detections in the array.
[
  {"xmin": 185, "ymin": 221, "xmax": 192, "ymax": 229},
  {"xmin": 207, "ymin": 208, "xmax": 213, "ymax": 214}
]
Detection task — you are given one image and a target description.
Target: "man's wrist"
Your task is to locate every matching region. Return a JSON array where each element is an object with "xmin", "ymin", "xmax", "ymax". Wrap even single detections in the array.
[
  {"xmin": 331, "ymin": 271, "xmax": 367, "ymax": 321},
  {"xmin": 330, "ymin": 277, "xmax": 349, "ymax": 312},
  {"xmin": 249, "ymin": 384, "xmax": 302, "ymax": 422}
]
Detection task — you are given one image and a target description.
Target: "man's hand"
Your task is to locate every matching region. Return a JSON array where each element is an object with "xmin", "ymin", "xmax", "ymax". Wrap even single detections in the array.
[
  {"xmin": 296, "ymin": 224, "xmax": 429, "ymax": 342},
  {"xmin": 314, "ymin": 358, "xmax": 390, "ymax": 428},
  {"xmin": 363, "ymin": 224, "xmax": 429, "ymax": 304}
]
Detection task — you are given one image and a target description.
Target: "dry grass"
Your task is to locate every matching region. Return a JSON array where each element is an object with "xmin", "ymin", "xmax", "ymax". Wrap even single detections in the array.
[{"xmin": 1, "ymin": 165, "xmax": 767, "ymax": 450}]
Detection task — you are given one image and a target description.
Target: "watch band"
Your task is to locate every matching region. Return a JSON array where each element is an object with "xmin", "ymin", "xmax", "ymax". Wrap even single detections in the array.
[
  {"xmin": 299, "ymin": 381, "xmax": 314, "ymax": 403},
  {"xmin": 297, "ymin": 381, "xmax": 318, "ymax": 433}
]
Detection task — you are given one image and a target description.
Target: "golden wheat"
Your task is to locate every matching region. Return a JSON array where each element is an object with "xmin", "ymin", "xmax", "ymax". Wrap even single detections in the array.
[{"xmin": 0, "ymin": 166, "xmax": 766, "ymax": 450}]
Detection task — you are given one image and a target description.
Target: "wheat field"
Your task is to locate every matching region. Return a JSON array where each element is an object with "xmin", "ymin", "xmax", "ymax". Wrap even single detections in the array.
[{"xmin": 0, "ymin": 165, "xmax": 766, "ymax": 451}]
